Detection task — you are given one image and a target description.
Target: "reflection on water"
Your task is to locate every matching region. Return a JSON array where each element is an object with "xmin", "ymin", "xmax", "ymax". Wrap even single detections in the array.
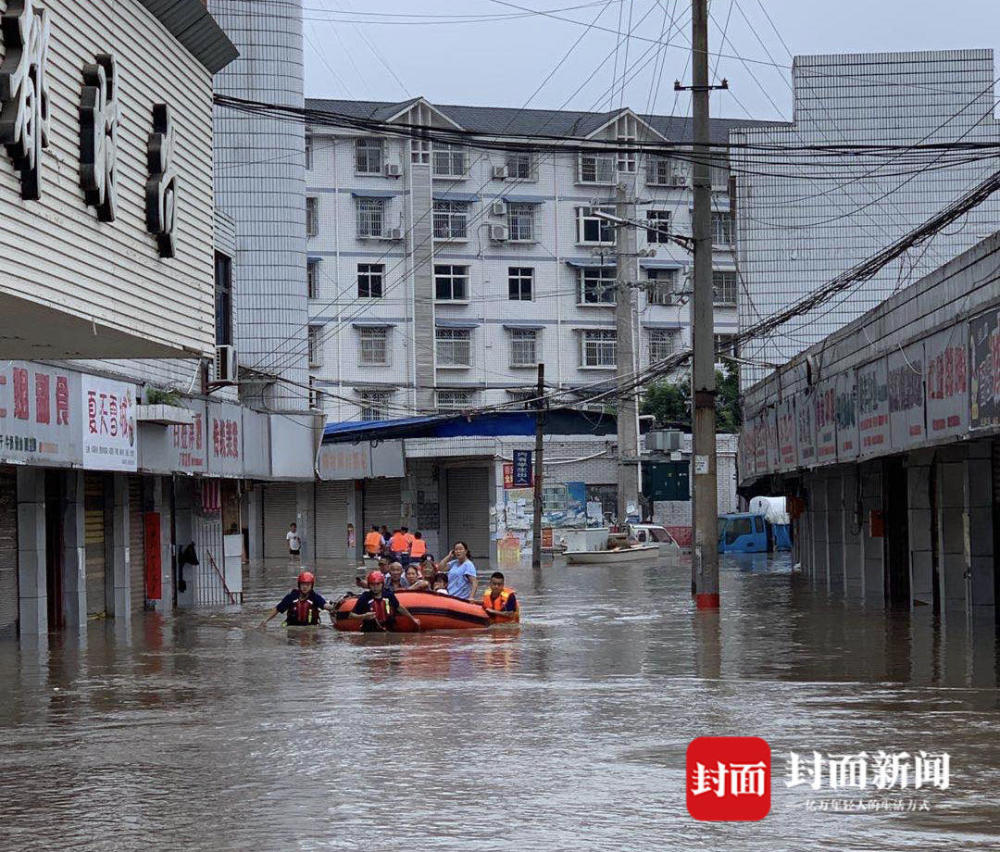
[{"xmin": 0, "ymin": 554, "xmax": 998, "ymax": 850}]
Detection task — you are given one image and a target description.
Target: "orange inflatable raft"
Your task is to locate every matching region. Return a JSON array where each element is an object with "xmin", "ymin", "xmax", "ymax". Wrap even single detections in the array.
[{"xmin": 334, "ymin": 591, "xmax": 491, "ymax": 632}]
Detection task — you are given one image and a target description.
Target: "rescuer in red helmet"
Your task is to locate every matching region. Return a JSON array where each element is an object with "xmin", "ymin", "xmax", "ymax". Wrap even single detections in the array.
[
  {"xmin": 259, "ymin": 570, "xmax": 336, "ymax": 628},
  {"xmin": 348, "ymin": 571, "xmax": 421, "ymax": 633}
]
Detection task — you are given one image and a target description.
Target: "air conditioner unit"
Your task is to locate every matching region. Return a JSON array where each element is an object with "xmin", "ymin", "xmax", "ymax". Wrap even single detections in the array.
[
  {"xmin": 492, "ymin": 164, "xmax": 508, "ymax": 180},
  {"xmin": 384, "ymin": 162, "xmax": 402, "ymax": 177},
  {"xmin": 645, "ymin": 429, "xmax": 682, "ymax": 451},
  {"xmin": 488, "ymin": 224, "xmax": 508, "ymax": 241},
  {"xmin": 214, "ymin": 345, "xmax": 237, "ymax": 385},
  {"xmin": 669, "ymin": 173, "xmax": 687, "ymax": 187},
  {"xmin": 384, "ymin": 227, "xmax": 403, "ymax": 241},
  {"xmin": 490, "ymin": 200, "xmax": 506, "ymax": 216}
]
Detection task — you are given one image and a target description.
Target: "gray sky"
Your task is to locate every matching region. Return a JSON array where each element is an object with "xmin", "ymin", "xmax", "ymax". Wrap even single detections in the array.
[{"xmin": 302, "ymin": 0, "xmax": 998, "ymax": 121}]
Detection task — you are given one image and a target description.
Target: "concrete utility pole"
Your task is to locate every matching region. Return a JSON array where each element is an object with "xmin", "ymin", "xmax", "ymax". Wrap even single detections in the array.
[
  {"xmin": 690, "ymin": 0, "xmax": 720, "ymax": 609},
  {"xmin": 615, "ymin": 181, "xmax": 641, "ymax": 526},
  {"xmin": 531, "ymin": 362, "xmax": 544, "ymax": 569}
]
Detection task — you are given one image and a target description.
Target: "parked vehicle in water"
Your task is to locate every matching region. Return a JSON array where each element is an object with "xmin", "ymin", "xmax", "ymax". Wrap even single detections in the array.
[
  {"xmin": 629, "ymin": 524, "xmax": 681, "ymax": 558},
  {"xmin": 718, "ymin": 512, "xmax": 792, "ymax": 553},
  {"xmin": 563, "ymin": 523, "xmax": 679, "ymax": 564}
]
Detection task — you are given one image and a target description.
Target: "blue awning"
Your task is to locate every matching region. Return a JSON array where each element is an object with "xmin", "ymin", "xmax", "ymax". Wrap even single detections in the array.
[
  {"xmin": 502, "ymin": 322, "xmax": 545, "ymax": 330},
  {"xmin": 351, "ymin": 189, "xmax": 399, "ymax": 198},
  {"xmin": 433, "ymin": 192, "xmax": 480, "ymax": 203},
  {"xmin": 501, "ymin": 194, "xmax": 545, "ymax": 204},
  {"xmin": 640, "ymin": 259, "xmax": 685, "ymax": 269},
  {"xmin": 435, "ymin": 320, "xmax": 481, "ymax": 329},
  {"xmin": 565, "ymin": 258, "xmax": 615, "ymax": 268},
  {"xmin": 351, "ymin": 320, "xmax": 397, "ymax": 328}
]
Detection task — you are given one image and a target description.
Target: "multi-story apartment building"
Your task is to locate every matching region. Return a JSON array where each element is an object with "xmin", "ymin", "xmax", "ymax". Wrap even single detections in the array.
[
  {"xmin": 731, "ymin": 49, "xmax": 1000, "ymax": 389},
  {"xmin": 304, "ymin": 99, "xmax": 768, "ymax": 422}
]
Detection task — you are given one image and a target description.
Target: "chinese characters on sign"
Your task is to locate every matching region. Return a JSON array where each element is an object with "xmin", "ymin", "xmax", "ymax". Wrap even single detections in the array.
[
  {"xmin": 79, "ymin": 53, "xmax": 119, "ymax": 221},
  {"xmin": 146, "ymin": 103, "xmax": 177, "ymax": 257},
  {"xmin": 212, "ymin": 418, "xmax": 239, "ymax": 459},
  {"xmin": 856, "ymin": 359, "xmax": 890, "ymax": 457},
  {"xmin": 786, "ymin": 750, "xmax": 950, "ymax": 791},
  {"xmin": 172, "ymin": 412, "xmax": 205, "ymax": 471},
  {"xmin": 0, "ymin": 362, "xmax": 76, "ymax": 463},
  {"xmin": 512, "ymin": 449, "xmax": 533, "ymax": 487},
  {"xmin": 81, "ymin": 376, "xmax": 136, "ymax": 471},
  {"xmin": 925, "ymin": 325, "xmax": 968, "ymax": 439},
  {"xmin": 970, "ymin": 307, "xmax": 1000, "ymax": 430},
  {"xmin": 686, "ymin": 737, "xmax": 772, "ymax": 822}
]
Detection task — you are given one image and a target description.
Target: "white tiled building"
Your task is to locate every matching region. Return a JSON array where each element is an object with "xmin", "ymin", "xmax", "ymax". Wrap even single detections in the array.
[{"xmin": 304, "ymin": 99, "xmax": 767, "ymax": 422}]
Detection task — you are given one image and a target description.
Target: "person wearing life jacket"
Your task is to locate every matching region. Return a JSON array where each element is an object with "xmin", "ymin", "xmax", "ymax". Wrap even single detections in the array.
[
  {"xmin": 363, "ymin": 525, "xmax": 384, "ymax": 559},
  {"xmin": 481, "ymin": 571, "xmax": 520, "ymax": 623},
  {"xmin": 388, "ymin": 529, "xmax": 410, "ymax": 565},
  {"xmin": 259, "ymin": 571, "xmax": 335, "ymax": 628},
  {"xmin": 409, "ymin": 531, "xmax": 427, "ymax": 561},
  {"xmin": 349, "ymin": 571, "xmax": 420, "ymax": 633}
]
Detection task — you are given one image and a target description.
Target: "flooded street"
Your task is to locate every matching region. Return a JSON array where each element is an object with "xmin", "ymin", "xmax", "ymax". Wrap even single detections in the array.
[{"xmin": 1, "ymin": 555, "xmax": 998, "ymax": 850}]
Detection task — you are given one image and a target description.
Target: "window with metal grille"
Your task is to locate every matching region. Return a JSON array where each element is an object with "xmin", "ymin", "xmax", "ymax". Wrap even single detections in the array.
[
  {"xmin": 506, "ymin": 152, "xmax": 534, "ymax": 179},
  {"xmin": 308, "ymin": 325, "xmax": 323, "ymax": 367},
  {"xmin": 712, "ymin": 270, "xmax": 737, "ymax": 305},
  {"xmin": 306, "ymin": 197, "xmax": 318, "ymax": 237},
  {"xmin": 509, "ymin": 329, "xmax": 537, "ymax": 366},
  {"xmin": 647, "ymin": 268, "xmax": 677, "ymax": 305},
  {"xmin": 649, "ymin": 329, "xmax": 675, "ymax": 362},
  {"xmin": 508, "ymin": 267, "xmax": 533, "ymax": 301},
  {"xmin": 214, "ymin": 252, "xmax": 233, "ymax": 347},
  {"xmin": 582, "ymin": 330, "xmax": 616, "ymax": 367},
  {"xmin": 358, "ymin": 327, "xmax": 388, "ymax": 366},
  {"xmin": 357, "ymin": 263, "xmax": 384, "ymax": 298},
  {"xmin": 578, "ymin": 153, "xmax": 615, "ymax": 184},
  {"xmin": 712, "ymin": 211, "xmax": 734, "ymax": 245},
  {"xmin": 359, "ymin": 390, "xmax": 391, "ymax": 421},
  {"xmin": 436, "ymin": 329, "xmax": 471, "ymax": 367},
  {"xmin": 305, "ymin": 135, "xmax": 313, "ymax": 170},
  {"xmin": 433, "ymin": 201, "xmax": 468, "ymax": 239},
  {"xmin": 436, "ymin": 390, "xmax": 475, "ymax": 411},
  {"xmin": 356, "ymin": 198, "xmax": 385, "ymax": 238},
  {"xmin": 645, "ymin": 155, "xmax": 687, "ymax": 186},
  {"xmin": 714, "ymin": 333, "xmax": 738, "ymax": 357},
  {"xmin": 434, "ymin": 265, "xmax": 469, "ymax": 301},
  {"xmin": 579, "ymin": 268, "xmax": 616, "ymax": 305},
  {"xmin": 507, "ymin": 203, "xmax": 535, "ymax": 241},
  {"xmin": 576, "ymin": 206, "xmax": 615, "ymax": 244},
  {"xmin": 507, "ymin": 389, "xmax": 537, "ymax": 408},
  {"xmin": 356, "ymin": 137, "xmax": 384, "ymax": 174},
  {"xmin": 433, "ymin": 143, "xmax": 466, "ymax": 176},
  {"xmin": 646, "ymin": 210, "xmax": 671, "ymax": 243},
  {"xmin": 307, "ymin": 258, "xmax": 320, "ymax": 300}
]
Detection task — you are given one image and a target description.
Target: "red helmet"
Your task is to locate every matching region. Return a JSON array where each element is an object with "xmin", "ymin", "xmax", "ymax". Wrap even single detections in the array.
[
  {"xmin": 297, "ymin": 571, "xmax": 315, "ymax": 585},
  {"xmin": 366, "ymin": 570, "xmax": 385, "ymax": 586}
]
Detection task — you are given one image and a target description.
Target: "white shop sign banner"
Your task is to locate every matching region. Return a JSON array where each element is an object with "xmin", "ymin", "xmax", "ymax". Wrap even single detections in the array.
[
  {"xmin": 888, "ymin": 343, "xmax": 925, "ymax": 451},
  {"xmin": 795, "ymin": 389, "xmax": 816, "ymax": 467},
  {"xmin": 925, "ymin": 324, "xmax": 969, "ymax": 441},
  {"xmin": 856, "ymin": 358, "xmax": 890, "ymax": 458},
  {"xmin": 81, "ymin": 375, "xmax": 138, "ymax": 471},
  {"xmin": 835, "ymin": 371, "xmax": 859, "ymax": 462},
  {"xmin": 776, "ymin": 397, "xmax": 797, "ymax": 471},
  {"xmin": 813, "ymin": 378, "xmax": 838, "ymax": 465}
]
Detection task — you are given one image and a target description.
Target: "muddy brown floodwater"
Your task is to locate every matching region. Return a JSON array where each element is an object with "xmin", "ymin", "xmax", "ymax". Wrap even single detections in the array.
[{"xmin": 1, "ymin": 554, "xmax": 998, "ymax": 850}]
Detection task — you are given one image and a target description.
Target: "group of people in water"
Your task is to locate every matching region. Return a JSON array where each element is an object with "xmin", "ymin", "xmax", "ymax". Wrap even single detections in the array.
[{"xmin": 259, "ymin": 535, "xmax": 520, "ymax": 633}]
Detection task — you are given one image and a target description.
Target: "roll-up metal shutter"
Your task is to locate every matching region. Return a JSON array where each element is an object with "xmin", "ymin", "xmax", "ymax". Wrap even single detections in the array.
[
  {"xmin": 84, "ymin": 473, "xmax": 107, "ymax": 617},
  {"xmin": 445, "ymin": 468, "xmax": 490, "ymax": 562},
  {"xmin": 129, "ymin": 476, "xmax": 146, "ymax": 612},
  {"xmin": 263, "ymin": 483, "xmax": 298, "ymax": 559},
  {"xmin": 315, "ymin": 481, "xmax": 352, "ymax": 559},
  {"xmin": 0, "ymin": 468, "xmax": 18, "ymax": 637},
  {"xmin": 363, "ymin": 479, "xmax": 403, "ymax": 537}
]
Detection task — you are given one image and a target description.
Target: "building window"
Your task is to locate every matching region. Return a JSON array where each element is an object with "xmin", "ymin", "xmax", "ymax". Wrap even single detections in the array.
[
  {"xmin": 712, "ymin": 270, "xmax": 738, "ymax": 306},
  {"xmin": 646, "ymin": 155, "xmax": 687, "ymax": 186},
  {"xmin": 359, "ymin": 390, "xmax": 391, "ymax": 421},
  {"xmin": 436, "ymin": 328, "xmax": 471, "ymax": 367},
  {"xmin": 578, "ymin": 153, "xmax": 615, "ymax": 184},
  {"xmin": 304, "ymin": 135, "xmax": 313, "ymax": 170},
  {"xmin": 356, "ymin": 137, "xmax": 384, "ymax": 175},
  {"xmin": 308, "ymin": 325, "xmax": 323, "ymax": 367},
  {"xmin": 714, "ymin": 333, "xmax": 738, "ymax": 358},
  {"xmin": 433, "ymin": 143, "xmax": 466, "ymax": 177},
  {"xmin": 358, "ymin": 327, "xmax": 389, "ymax": 366},
  {"xmin": 506, "ymin": 152, "xmax": 534, "ymax": 179},
  {"xmin": 509, "ymin": 329, "xmax": 538, "ymax": 367},
  {"xmin": 508, "ymin": 267, "xmax": 533, "ymax": 301},
  {"xmin": 506, "ymin": 389, "xmax": 537, "ymax": 408},
  {"xmin": 616, "ymin": 136, "xmax": 636, "ymax": 174},
  {"xmin": 582, "ymin": 329, "xmax": 616, "ymax": 367},
  {"xmin": 576, "ymin": 206, "xmax": 614, "ymax": 244},
  {"xmin": 710, "ymin": 161, "xmax": 730, "ymax": 189},
  {"xmin": 647, "ymin": 268, "xmax": 678, "ymax": 306},
  {"xmin": 579, "ymin": 267, "xmax": 616, "ymax": 305},
  {"xmin": 357, "ymin": 263, "xmax": 384, "ymax": 298},
  {"xmin": 356, "ymin": 198, "xmax": 385, "ymax": 238},
  {"xmin": 433, "ymin": 200, "xmax": 468, "ymax": 239},
  {"xmin": 649, "ymin": 329, "xmax": 675, "ymax": 362},
  {"xmin": 712, "ymin": 211, "xmax": 734, "ymax": 245},
  {"xmin": 646, "ymin": 210, "xmax": 671, "ymax": 244},
  {"xmin": 436, "ymin": 390, "xmax": 475, "ymax": 411},
  {"xmin": 307, "ymin": 258, "xmax": 320, "ymax": 299},
  {"xmin": 214, "ymin": 252, "xmax": 233, "ymax": 347},
  {"xmin": 308, "ymin": 376, "xmax": 319, "ymax": 409},
  {"xmin": 434, "ymin": 265, "xmax": 469, "ymax": 301},
  {"xmin": 306, "ymin": 196, "xmax": 318, "ymax": 237},
  {"xmin": 507, "ymin": 203, "xmax": 535, "ymax": 242}
]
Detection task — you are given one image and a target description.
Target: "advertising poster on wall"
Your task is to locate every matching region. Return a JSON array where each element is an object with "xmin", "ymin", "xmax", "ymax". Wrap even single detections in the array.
[
  {"xmin": 856, "ymin": 358, "xmax": 890, "ymax": 457},
  {"xmin": 970, "ymin": 307, "xmax": 1000, "ymax": 430},
  {"xmin": 813, "ymin": 377, "xmax": 838, "ymax": 464},
  {"xmin": 887, "ymin": 343, "xmax": 925, "ymax": 450},
  {"xmin": 0, "ymin": 361, "xmax": 82, "ymax": 466},
  {"xmin": 765, "ymin": 407, "xmax": 780, "ymax": 474},
  {"xmin": 776, "ymin": 397, "xmax": 797, "ymax": 471},
  {"xmin": 81, "ymin": 375, "xmax": 138, "ymax": 471},
  {"xmin": 835, "ymin": 371, "xmax": 858, "ymax": 462},
  {"xmin": 796, "ymin": 389, "xmax": 816, "ymax": 467},
  {"xmin": 753, "ymin": 411, "xmax": 768, "ymax": 475},
  {"xmin": 925, "ymin": 323, "xmax": 969, "ymax": 441}
]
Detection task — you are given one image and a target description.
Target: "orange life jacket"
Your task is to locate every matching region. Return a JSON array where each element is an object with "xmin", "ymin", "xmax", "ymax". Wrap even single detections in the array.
[
  {"xmin": 364, "ymin": 531, "xmax": 383, "ymax": 554},
  {"xmin": 410, "ymin": 538, "xmax": 427, "ymax": 558},
  {"xmin": 389, "ymin": 532, "xmax": 408, "ymax": 553},
  {"xmin": 482, "ymin": 587, "xmax": 519, "ymax": 622}
]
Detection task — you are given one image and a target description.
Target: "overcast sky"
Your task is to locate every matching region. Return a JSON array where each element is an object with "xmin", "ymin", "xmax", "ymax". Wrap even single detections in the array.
[{"xmin": 302, "ymin": 0, "xmax": 998, "ymax": 121}]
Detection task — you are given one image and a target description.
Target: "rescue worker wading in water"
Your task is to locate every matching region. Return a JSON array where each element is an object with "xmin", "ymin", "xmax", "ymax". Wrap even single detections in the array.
[
  {"xmin": 259, "ymin": 571, "xmax": 336, "ymax": 627},
  {"xmin": 349, "ymin": 571, "xmax": 421, "ymax": 632},
  {"xmin": 481, "ymin": 571, "xmax": 520, "ymax": 623}
]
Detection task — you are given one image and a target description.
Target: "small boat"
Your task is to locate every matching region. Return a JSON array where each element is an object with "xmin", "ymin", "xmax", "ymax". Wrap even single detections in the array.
[
  {"xmin": 564, "ymin": 544, "xmax": 660, "ymax": 564},
  {"xmin": 333, "ymin": 591, "xmax": 490, "ymax": 632}
]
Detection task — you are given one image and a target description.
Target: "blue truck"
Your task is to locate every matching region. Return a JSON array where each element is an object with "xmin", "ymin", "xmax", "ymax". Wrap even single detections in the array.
[{"xmin": 718, "ymin": 503, "xmax": 792, "ymax": 554}]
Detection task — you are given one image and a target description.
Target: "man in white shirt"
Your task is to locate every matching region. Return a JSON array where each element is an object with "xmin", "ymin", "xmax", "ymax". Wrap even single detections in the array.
[{"xmin": 286, "ymin": 522, "xmax": 302, "ymax": 562}]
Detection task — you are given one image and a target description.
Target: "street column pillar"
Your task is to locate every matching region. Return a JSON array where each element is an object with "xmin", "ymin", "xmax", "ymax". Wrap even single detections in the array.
[
  {"xmin": 826, "ymin": 474, "xmax": 845, "ymax": 595},
  {"xmin": 16, "ymin": 468, "xmax": 47, "ymax": 636},
  {"xmin": 62, "ymin": 471, "xmax": 87, "ymax": 630},
  {"xmin": 110, "ymin": 474, "xmax": 131, "ymax": 619},
  {"xmin": 295, "ymin": 482, "xmax": 314, "ymax": 563},
  {"xmin": 246, "ymin": 485, "xmax": 263, "ymax": 564},
  {"xmin": 811, "ymin": 473, "xmax": 829, "ymax": 588},
  {"xmin": 936, "ymin": 448, "xmax": 967, "ymax": 615},
  {"xmin": 841, "ymin": 467, "xmax": 863, "ymax": 601},
  {"xmin": 965, "ymin": 441, "xmax": 995, "ymax": 615},
  {"xmin": 906, "ymin": 455, "xmax": 934, "ymax": 607}
]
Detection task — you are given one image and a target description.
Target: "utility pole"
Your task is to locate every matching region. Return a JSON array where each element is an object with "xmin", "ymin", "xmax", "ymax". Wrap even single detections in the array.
[
  {"xmin": 689, "ymin": 0, "xmax": 720, "ymax": 609},
  {"xmin": 615, "ymin": 180, "xmax": 641, "ymax": 527},
  {"xmin": 531, "ymin": 362, "xmax": 545, "ymax": 569}
]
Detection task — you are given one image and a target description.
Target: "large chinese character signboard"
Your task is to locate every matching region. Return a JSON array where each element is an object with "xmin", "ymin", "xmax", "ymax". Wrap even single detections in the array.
[
  {"xmin": 512, "ymin": 450, "xmax": 533, "ymax": 487},
  {"xmin": 856, "ymin": 358, "xmax": 890, "ymax": 458},
  {"xmin": 0, "ymin": 361, "xmax": 80, "ymax": 465},
  {"xmin": 970, "ymin": 308, "xmax": 1000, "ymax": 430},
  {"xmin": 81, "ymin": 375, "xmax": 137, "ymax": 471},
  {"xmin": 925, "ymin": 324, "xmax": 968, "ymax": 440},
  {"xmin": 208, "ymin": 402, "xmax": 243, "ymax": 478},
  {"xmin": 887, "ymin": 343, "xmax": 925, "ymax": 450}
]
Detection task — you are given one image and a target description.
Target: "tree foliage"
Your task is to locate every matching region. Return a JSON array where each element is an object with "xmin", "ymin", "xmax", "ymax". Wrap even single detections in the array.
[{"xmin": 641, "ymin": 365, "xmax": 742, "ymax": 433}]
